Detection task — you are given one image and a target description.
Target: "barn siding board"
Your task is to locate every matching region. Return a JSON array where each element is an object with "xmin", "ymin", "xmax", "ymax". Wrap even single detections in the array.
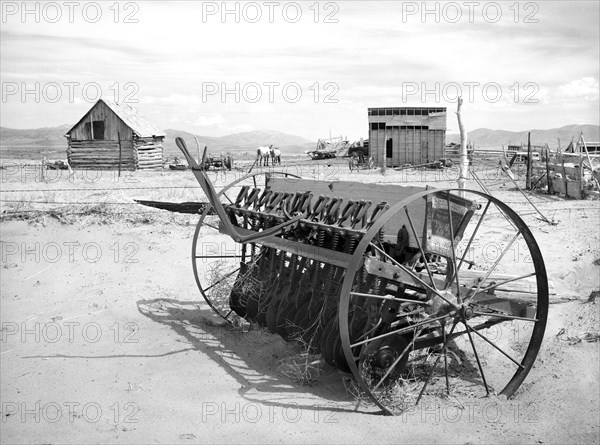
[
  {"xmin": 68, "ymin": 101, "xmax": 133, "ymax": 141},
  {"xmin": 422, "ymin": 129, "xmax": 429, "ymax": 163},
  {"xmin": 392, "ymin": 126, "xmax": 400, "ymax": 166},
  {"xmin": 368, "ymin": 107, "xmax": 447, "ymax": 167},
  {"xmin": 400, "ymin": 128, "xmax": 407, "ymax": 164},
  {"xmin": 428, "ymin": 131, "xmax": 435, "ymax": 163},
  {"xmin": 428, "ymin": 114, "xmax": 446, "ymax": 130}
]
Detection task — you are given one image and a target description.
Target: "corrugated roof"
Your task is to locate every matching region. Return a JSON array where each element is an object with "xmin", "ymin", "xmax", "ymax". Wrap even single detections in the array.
[{"xmin": 66, "ymin": 98, "xmax": 166, "ymax": 138}]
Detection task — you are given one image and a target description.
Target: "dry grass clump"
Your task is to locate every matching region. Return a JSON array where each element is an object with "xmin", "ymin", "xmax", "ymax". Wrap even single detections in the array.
[{"xmin": 277, "ymin": 333, "xmax": 325, "ymax": 386}]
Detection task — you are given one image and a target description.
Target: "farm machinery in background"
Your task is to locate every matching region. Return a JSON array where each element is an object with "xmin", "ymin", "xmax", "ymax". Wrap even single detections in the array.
[
  {"xmin": 306, "ymin": 136, "xmax": 369, "ymax": 161},
  {"xmin": 168, "ymin": 152, "xmax": 233, "ymax": 171},
  {"xmin": 142, "ymin": 135, "xmax": 549, "ymax": 416}
]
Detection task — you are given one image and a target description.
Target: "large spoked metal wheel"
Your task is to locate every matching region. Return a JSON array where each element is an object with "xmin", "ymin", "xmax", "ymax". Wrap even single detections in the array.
[
  {"xmin": 338, "ymin": 188, "xmax": 548, "ymax": 415},
  {"xmin": 191, "ymin": 170, "xmax": 299, "ymax": 326}
]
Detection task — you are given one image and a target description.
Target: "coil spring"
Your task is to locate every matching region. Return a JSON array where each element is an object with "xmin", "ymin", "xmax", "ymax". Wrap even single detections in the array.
[
  {"xmin": 378, "ymin": 226, "xmax": 385, "ymax": 244},
  {"xmin": 324, "ymin": 231, "xmax": 342, "ymax": 289},
  {"xmin": 317, "ymin": 228, "xmax": 326, "ymax": 247},
  {"xmin": 346, "ymin": 235, "xmax": 358, "ymax": 254}
]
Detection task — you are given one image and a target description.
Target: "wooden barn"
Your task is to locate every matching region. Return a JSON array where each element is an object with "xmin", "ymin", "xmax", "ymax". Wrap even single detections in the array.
[
  {"xmin": 65, "ymin": 99, "xmax": 165, "ymax": 170},
  {"xmin": 368, "ymin": 107, "xmax": 447, "ymax": 167}
]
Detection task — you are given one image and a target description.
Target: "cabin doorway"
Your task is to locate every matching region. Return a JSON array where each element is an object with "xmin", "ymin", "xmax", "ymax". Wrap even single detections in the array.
[{"xmin": 386, "ymin": 138, "xmax": 393, "ymax": 166}]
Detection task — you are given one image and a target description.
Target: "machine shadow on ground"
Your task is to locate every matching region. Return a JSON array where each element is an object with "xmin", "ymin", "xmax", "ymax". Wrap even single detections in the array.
[{"xmin": 136, "ymin": 297, "xmax": 373, "ymax": 415}]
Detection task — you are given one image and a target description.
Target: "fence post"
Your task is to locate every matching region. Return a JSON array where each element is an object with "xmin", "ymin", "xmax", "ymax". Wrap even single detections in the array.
[
  {"xmin": 545, "ymin": 148, "xmax": 553, "ymax": 194},
  {"xmin": 117, "ymin": 132, "xmax": 122, "ymax": 177},
  {"xmin": 526, "ymin": 132, "xmax": 532, "ymax": 190}
]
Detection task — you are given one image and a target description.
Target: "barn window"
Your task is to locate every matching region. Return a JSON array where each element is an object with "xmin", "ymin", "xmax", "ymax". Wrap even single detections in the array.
[
  {"xmin": 92, "ymin": 121, "xmax": 105, "ymax": 140},
  {"xmin": 83, "ymin": 120, "xmax": 105, "ymax": 140}
]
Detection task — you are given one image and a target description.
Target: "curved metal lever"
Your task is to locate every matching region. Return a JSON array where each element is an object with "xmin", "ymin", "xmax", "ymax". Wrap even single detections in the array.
[{"xmin": 175, "ymin": 137, "xmax": 304, "ymax": 243}]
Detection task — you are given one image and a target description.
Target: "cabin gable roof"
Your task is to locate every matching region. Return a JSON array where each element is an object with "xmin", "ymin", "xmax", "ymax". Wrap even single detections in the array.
[{"xmin": 66, "ymin": 98, "xmax": 166, "ymax": 138}]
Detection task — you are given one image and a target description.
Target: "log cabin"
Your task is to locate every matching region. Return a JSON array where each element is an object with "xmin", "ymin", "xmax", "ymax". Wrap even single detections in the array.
[
  {"xmin": 65, "ymin": 99, "xmax": 166, "ymax": 170},
  {"xmin": 368, "ymin": 107, "xmax": 447, "ymax": 167}
]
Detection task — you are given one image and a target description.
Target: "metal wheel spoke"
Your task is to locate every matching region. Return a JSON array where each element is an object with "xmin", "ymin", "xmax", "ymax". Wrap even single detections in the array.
[
  {"xmin": 195, "ymin": 255, "xmax": 242, "ymax": 259},
  {"xmin": 372, "ymin": 328, "xmax": 424, "ymax": 392},
  {"xmin": 202, "ymin": 221, "xmax": 220, "ymax": 231},
  {"xmin": 443, "ymin": 325, "xmax": 450, "ymax": 394},
  {"xmin": 350, "ymin": 292, "xmax": 430, "ymax": 305},
  {"xmin": 472, "ymin": 311, "xmax": 538, "ymax": 322},
  {"xmin": 470, "ymin": 272, "xmax": 536, "ymax": 296},
  {"xmin": 203, "ymin": 266, "xmax": 241, "ymax": 293},
  {"xmin": 405, "ymin": 207, "xmax": 437, "ymax": 290},
  {"xmin": 468, "ymin": 231, "xmax": 522, "ymax": 299},
  {"xmin": 351, "ymin": 313, "xmax": 450, "ymax": 348},
  {"xmin": 446, "ymin": 194, "xmax": 461, "ymax": 300},
  {"xmin": 223, "ymin": 192, "xmax": 234, "ymax": 205},
  {"xmin": 456, "ymin": 200, "xmax": 491, "ymax": 273},
  {"xmin": 416, "ymin": 320, "xmax": 458, "ymax": 405},
  {"xmin": 496, "ymin": 203, "xmax": 518, "ymax": 231},
  {"xmin": 464, "ymin": 320, "xmax": 490, "ymax": 395},
  {"xmin": 369, "ymin": 243, "xmax": 458, "ymax": 310},
  {"xmin": 466, "ymin": 323, "xmax": 524, "ymax": 368}
]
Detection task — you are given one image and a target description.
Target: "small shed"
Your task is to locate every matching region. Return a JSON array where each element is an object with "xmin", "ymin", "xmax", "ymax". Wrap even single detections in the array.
[
  {"xmin": 368, "ymin": 107, "xmax": 447, "ymax": 167},
  {"xmin": 65, "ymin": 99, "xmax": 165, "ymax": 170}
]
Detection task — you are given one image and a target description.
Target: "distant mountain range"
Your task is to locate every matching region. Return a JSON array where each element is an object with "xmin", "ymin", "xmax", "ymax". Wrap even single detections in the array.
[
  {"xmin": 446, "ymin": 124, "xmax": 599, "ymax": 149},
  {"xmin": 1, "ymin": 124, "xmax": 598, "ymax": 160},
  {"xmin": 0, "ymin": 126, "xmax": 316, "ymax": 159},
  {"xmin": 162, "ymin": 129, "xmax": 315, "ymax": 158}
]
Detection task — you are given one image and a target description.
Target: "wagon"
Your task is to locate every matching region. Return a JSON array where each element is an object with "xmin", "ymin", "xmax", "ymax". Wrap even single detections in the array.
[
  {"xmin": 174, "ymin": 136, "xmax": 548, "ymax": 415},
  {"xmin": 348, "ymin": 153, "xmax": 375, "ymax": 171}
]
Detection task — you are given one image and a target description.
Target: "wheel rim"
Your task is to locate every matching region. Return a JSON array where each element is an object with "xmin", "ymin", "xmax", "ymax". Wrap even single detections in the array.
[{"xmin": 338, "ymin": 188, "xmax": 548, "ymax": 415}]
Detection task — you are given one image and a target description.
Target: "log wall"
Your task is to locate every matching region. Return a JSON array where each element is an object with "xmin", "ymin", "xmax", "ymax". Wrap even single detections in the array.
[
  {"xmin": 67, "ymin": 137, "xmax": 164, "ymax": 170},
  {"xmin": 134, "ymin": 138, "xmax": 164, "ymax": 170}
]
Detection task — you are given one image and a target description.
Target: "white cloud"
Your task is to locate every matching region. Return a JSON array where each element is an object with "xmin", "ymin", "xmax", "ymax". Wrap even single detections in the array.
[
  {"xmin": 195, "ymin": 114, "xmax": 226, "ymax": 126},
  {"xmin": 556, "ymin": 77, "xmax": 599, "ymax": 102}
]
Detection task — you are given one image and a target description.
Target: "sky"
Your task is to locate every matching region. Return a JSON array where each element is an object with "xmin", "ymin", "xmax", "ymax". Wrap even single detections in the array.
[{"xmin": 1, "ymin": 1, "xmax": 599, "ymax": 140}]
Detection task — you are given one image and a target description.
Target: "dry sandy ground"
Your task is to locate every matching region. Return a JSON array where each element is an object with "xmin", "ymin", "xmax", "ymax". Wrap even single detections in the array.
[{"xmin": 1, "ymin": 159, "xmax": 599, "ymax": 444}]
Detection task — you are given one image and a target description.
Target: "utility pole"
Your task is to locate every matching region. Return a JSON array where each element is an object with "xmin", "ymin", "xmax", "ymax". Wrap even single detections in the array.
[{"xmin": 457, "ymin": 97, "xmax": 468, "ymax": 196}]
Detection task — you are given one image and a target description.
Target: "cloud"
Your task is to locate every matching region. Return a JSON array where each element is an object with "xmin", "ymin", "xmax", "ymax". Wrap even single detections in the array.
[
  {"xmin": 195, "ymin": 114, "xmax": 226, "ymax": 126},
  {"xmin": 556, "ymin": 77, "xmax": 599, "ymax": 102}
]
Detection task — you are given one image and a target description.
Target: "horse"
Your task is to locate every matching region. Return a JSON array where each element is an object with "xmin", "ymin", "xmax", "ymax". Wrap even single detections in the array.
[
  {"xmin": 256, "ymin": 145, "xmax": 271, "ymax": 166},
  {"xmin": 270, "ymin": 146, "xmax": 281, "ymax": 165}
]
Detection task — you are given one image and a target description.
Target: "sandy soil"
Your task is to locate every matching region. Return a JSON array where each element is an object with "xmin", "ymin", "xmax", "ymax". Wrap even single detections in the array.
[{"xmin": 1, "ymin": 158, "xmax": 599, "ymax": 444}]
